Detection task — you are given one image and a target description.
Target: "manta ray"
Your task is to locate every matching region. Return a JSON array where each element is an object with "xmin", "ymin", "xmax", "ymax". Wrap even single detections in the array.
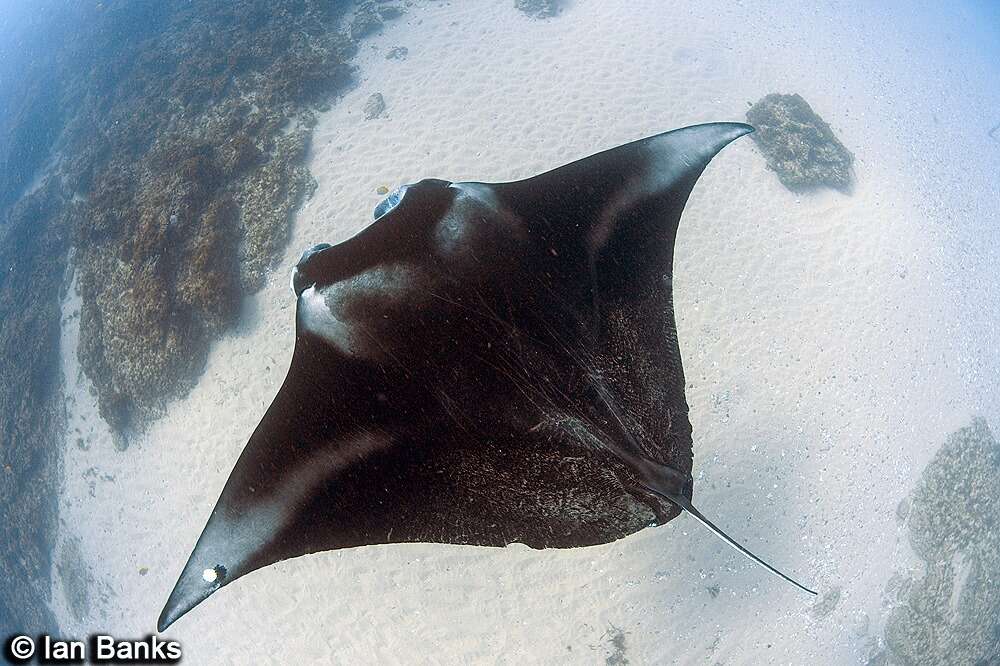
[{"xmin": 158, "ymin": 122, "xmax": 815, "ymax": 632}]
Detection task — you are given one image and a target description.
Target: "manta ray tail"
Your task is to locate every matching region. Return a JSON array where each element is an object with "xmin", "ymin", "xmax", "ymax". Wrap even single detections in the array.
[
  {"xmin": 650, "ymin": 488, "xmax": 817, "ymax": 596},
  {"xmin": 585, "ymin": 367, "xmax": 815, "ymax": 595}
]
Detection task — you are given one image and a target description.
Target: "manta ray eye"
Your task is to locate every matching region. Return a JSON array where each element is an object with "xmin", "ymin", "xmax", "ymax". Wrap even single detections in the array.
[
  {"xmin": 373, "ymin": 185, "xmax": 408, "ymax": 219},
  {"xmin": 202, "ymin": 564, "xmax": 226, "ymax": 584}
]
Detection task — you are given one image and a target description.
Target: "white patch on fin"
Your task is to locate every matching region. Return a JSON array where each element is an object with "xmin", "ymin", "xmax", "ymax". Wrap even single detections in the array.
[{"xmin": 297, "ymin": 286, "xmax": 355, "ymax": 355}]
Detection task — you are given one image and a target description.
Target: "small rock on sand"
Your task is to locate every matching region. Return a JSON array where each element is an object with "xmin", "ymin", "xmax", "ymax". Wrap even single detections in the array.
[
  {"xmin": 515, "ymin": 0, "xmax": 562, "ymax": 19},
  {"xmin": 364, "ymin": 93, "xmax": 386, "ymax": 120},
  {"xmin": 386, "ymin": 46, "xmax": 409, "ymax": 60},
  {"xmin": 746, "ymin": 93, "xmax": 854, "ymax": 191}
]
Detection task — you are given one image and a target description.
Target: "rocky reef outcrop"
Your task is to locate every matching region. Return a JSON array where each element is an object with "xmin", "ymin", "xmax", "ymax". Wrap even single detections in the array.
[
  {"xmin": 0, "ymin": 180, "xmax": 72, "ymax": 636},
  {"xmin": 0, "ymin": 73, "xmax": 65, "ymax": 215},
  {"xmin": 58, "ymin": 2, "xmax": 350, "ymax": 433},
  {"xmin": 746, "ymin": 93, "xmax": 854, "ymax": 191},
  {"xmin": 39, "ymin": 1, "xmax": 406, "ymax": 434},
  {"xmin": 874, "ymin": 418, "xmax": 1000, "ymax": 665},
  {"xmin": 350, "ymin": 1, "xmax": 405, "ymax": 40}
]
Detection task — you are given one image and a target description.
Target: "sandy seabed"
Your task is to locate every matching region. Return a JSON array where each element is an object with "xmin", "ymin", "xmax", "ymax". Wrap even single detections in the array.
[{"xmin": 50, "ymin": 1, "xmax": 999, "ymax": 663}]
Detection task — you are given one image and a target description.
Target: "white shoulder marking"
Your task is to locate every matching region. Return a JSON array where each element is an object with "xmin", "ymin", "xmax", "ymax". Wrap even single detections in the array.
[{"xmin": 298, "ymin": 285, "xmax": 354, "ymax": 355}]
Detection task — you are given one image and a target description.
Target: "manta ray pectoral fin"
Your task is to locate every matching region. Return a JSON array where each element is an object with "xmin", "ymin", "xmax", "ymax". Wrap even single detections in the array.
[
  {"xmin": 158, "ymin": 334, "xmax": 379, "ymax": 632},
  {"xmin": 474, "ymin": 122, "xmax": 753, "ymax": 285},
  {"xmin": 645, "ymin": 487, "xmax": 817, "ymax": 596},
  {"xmin": 486, "ymin": 122, "xmax": 754, "ymax": 220}
]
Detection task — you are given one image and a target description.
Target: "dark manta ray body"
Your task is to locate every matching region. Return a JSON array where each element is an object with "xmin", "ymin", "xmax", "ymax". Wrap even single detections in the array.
[{"xmin": 159, "ymin": 123, "xmax": 814, "ymax": 631}]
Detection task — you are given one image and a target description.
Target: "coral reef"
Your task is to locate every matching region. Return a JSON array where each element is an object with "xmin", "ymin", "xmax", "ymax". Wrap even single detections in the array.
[
  {"xmin": 0, "ymin": 179, "xmax": 72, "ymax": 637},
  {"xmin": 351, "ymin": 4, "xmax": 384, "ymax": 40},
  {"xmin": 0, "ymin": 72, "xmax": 65, "ymax": 215},
  {"xmin": 515, "ymin": 0, "xmax": 563, "ymax": 19},
  {"xmin": 746, "ymin": 93, "xmax": 854, "ymax": 191},
  {"xmin": 0, "ymin": 3, "xmax": 92, "ymax": 217},
  {"xmin": 350, "ymin": 2, "xmax": 404, "ymax": 41},
  {"xmin": 40, "ymin": 0, "xmax": 406, "ymax": 433},
  {"xmin": 875, "ymin": 418, "xmax": 1000, "ymax": 665}
]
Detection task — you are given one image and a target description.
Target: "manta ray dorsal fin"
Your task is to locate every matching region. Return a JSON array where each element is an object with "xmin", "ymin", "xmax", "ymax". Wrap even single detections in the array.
[{"xmin": 649, "ymin": 488, "xmax": 817, "ymax": 596}]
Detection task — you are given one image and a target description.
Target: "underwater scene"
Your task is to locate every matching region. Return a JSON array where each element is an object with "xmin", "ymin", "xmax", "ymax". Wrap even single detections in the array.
[{"xmin": 1, "ymin": 1, "xmax": 998, "ymax": 663}]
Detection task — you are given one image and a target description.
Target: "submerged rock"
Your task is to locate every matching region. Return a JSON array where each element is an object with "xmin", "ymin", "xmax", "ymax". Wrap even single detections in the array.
[
  {"xmin": 876, "ymin": 418, "xmax": 1000, "ymax": 665},
  {"xmin": 386, "ymin": 46, "xmax": 409, "ymax": 60},
  {"xmin": 515, "ymin": 0, "xmax": 562, "ymax": 19},
  {"xmin": 810, "ymin": 587, "xmax": 841, "ymax": 620},
  {"xmin": 350, "ymin": 3, "xmax": 384, "ymax": 40},
  {"xmin": 349, "ymin": 2, "xmax": 403, "ymax": 41},
  {"xmin": 364, "ymin": 92, "xmax": 387, "ymax": 120},
  {"xmin": 746, "ymin": 93, "xmax": 854, "ymax": 191},
  {"xmin": 378, "ymin": 5, "xmax": 405, "ymax": 21}
]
